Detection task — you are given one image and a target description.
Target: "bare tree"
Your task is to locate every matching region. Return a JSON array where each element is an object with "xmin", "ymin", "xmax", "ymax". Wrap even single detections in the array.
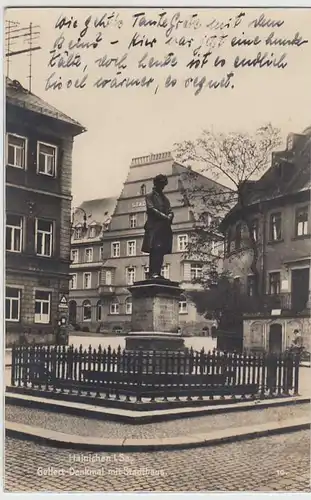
[{"xmin": 175, "ymin": 123, "xmax": 282, "ymax": 296}]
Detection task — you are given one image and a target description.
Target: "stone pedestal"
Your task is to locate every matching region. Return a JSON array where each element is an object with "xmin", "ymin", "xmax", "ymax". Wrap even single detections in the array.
[{"xmin": 125, "ymin": 279, "xmax": 186, "ymax": 352}]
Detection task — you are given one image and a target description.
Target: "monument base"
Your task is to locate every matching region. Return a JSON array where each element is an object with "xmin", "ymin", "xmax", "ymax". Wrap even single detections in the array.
[{"xmin": 125, "ymin": 332, "xmax": 186, "ymax": 352}]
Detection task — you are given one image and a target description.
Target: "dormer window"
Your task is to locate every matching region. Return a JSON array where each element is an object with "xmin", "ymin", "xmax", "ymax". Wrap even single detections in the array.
[
  {"xmin": 89, "ymin": 227, "xmax": 96, "ymax": 238},
  {"xmin": 74, "ymin": 226, "xmax": 82, "ymax": 239}
]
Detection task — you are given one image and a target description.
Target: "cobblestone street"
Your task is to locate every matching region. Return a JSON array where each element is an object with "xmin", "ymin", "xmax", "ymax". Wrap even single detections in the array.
[{"xmin": 5, "ymin": 431, "xmax": 310, "ymax": 492}]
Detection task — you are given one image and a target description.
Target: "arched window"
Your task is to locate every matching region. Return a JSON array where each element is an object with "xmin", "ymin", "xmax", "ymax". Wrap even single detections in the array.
[
  {"xmin": 179, "ymin": 294, "xmax": 187, "ymax": 314},
  {"xmin": 125, "ymin": 297, "xmax": 132, "ymax": 315},
  {"xmin": 96, "ymin": 300, "xmax": 102, "ymax": 321},
  {"xmin": 140, "ymin": 184, "xmax": 146, "ymax": 195},
  {"xmin": 110, "ymin": 298, "xmax": 119, "ymax": 315},
  {"xmin": 82, "ymin": 300, "xmax": 92, "ymax": 321},
  {"xmin": 202, "ymin": 326, "xmax": 210, "ymax": 337}
]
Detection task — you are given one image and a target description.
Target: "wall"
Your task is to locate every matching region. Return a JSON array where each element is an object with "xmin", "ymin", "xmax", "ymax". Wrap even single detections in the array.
[
  {"xmin": 224, "ymin": 196, "xmax": 310, "ymax": 291},
  {"xmin": 243, "ymin": 315, "xmax": 311, "ymax": 353},
  {"xmin": 6, "ymin": 105, "xmax": 77, "ymax": 345}
]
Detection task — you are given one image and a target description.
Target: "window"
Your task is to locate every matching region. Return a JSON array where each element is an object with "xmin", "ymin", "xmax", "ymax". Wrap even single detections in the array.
[
  {"xmin": 6, "ymin": 214, "xmax": 22, "ymax": 252},
  {"xmin": 179, "ymin": 295, "xmax": 188, "ymax": 314},
  {"xmin": 83, "ymin": 272, "xmax": 91, "ymax": 289},
  {"xmin": 110, "ymin": 299, "xmax": 119, "ymax": 315},
  {"xmin": 105, "ymin": 270, "xmax": 112, "ymax": 285},
  {"xmin": 36, "ymin": 219, "xmax": 53, "ymax": 257},
  {"xmin": 6, "ymin": 287, "xmax": 21, "ymax": 321},
  {"xmin": 190, "ymin": 264, "xmax": 203, "ymax": 280},
  {"xmin": 125, "ymin": 297, "xmax": 132, "ymax": 315},
  {"xmin": 127, "ymin": 240, "xmax": 136, "ymax": 256},
  {"xmin": 247, "ymin": 275, "xmax": 255, "ymax": 297},
  {"xmin": 295, "ymin": 207, "xmax": 309, "ymax": 236},
  {"xmin": 98, "ymin": 271, "xmax": 101, "ymax": 286},
  {"xmin": 178, "ymin": 234, "xmax": 188, "ymax": 252},
  {"xmin": 99, "ymin": 247, "xmax": 104, "ymax": 261},
  {"xmin": 96, "ymin": 301, "xmax": 102, "ymax": 321},
  {"xmin": 144, "ymin": 265, "xmax": 149, "ymax": 280},
  {"xmin": 202, "ymin": 327, "xmax": 210, "ymax": 337},
  {"xmin": 162, "ymin": 264, "xmax": 170, "ymax": 280},
  {"xmin": 35, "ymin": 290, "xmax": 51, "ymax": 324},
  {"xmin": 85, "ymin": 248, "xmax": 93, "ymax": 262},
  {"xmin": 126, "ymin": 267, "xmax": 136, "ymax": 285},
  {"xmin": 89, "ymin": 226, "xmax": 97, "ymax": 238},
  {"xmin": 129, "ymin": 214, "xmax": 137, "ymax": 228},
  {"xmin": 7, "ymin": 134, "xmax": 26, "ymax": 169},
  {"xmin": 250, "ymin": 219, "xmax": 259, "ymax": 242},
  {"xmin": 37, "ymin": 142, "xmax": 57, "ymax": 176},
  {"xmin": 83, "ymin": 300, "xmax": 92, "ymax": 321},
  {"xmin": 270, "ymin": 213, "xmax": 282, "ymax": 241},
  {"xmin": 74, "ymin": 227, "xmax": 82, "ymax": 240},
  {"xmin": 140, "ymin": 184, "xmax": 146, "ymax": 195},
  {"xmin": 269, "ymin": 272, "xmax": 281, "ymax": 295},
  {"xmin": 235, "ymin": 224, "xmax": 242, "ymax": 250},
  {"xmin": 70, "ymin": 274, "xmax": 77, "ymax": 290},
  {"xmin": 111, "ymin": 241, "xmax": 120, "ymax": 257},
  {"xmin": 71, "ymin": 249, "xmax": 78, "ymax": 263}
]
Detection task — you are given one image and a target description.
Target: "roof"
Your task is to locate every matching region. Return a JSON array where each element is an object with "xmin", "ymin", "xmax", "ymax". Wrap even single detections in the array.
[
  {"xmin": 220, "ymin": 130, "xmax": 311, "ymax": 229},
  {"xmin": 74, "ymin": 197, "xmax": 118, "ymax": 225},
  {"xmin": 6, "ymin": 78, "xmax": 85, "ymax": 133}
]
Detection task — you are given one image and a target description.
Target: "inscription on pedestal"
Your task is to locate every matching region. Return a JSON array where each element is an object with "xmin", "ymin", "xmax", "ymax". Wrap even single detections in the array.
[
  {"xmin": 154, "ymin": 296, "xmax": 178, "ymax": 333},
  {"xmin": 131, "ymin": 297, "xmax": 153, "ymax": 331}
]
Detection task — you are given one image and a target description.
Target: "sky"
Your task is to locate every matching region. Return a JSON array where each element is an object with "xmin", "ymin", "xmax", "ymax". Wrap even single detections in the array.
[{"xmin": 5, "ymin": 6, "xmax": 311, "ymax": 205}]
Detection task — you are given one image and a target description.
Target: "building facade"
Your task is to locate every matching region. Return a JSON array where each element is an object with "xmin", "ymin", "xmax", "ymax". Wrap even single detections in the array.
[
  {"xmin": 68, "ymin": 198, "xmax": 117, "ymax": 331},
  {"xmin": 96, "ymin": 152, "xmax": 224, "ymax": 336},
  {"xmin": 5, "ymin": 78, "xmax": 84, "ymax": 346},
  {"xmin": 221, "ymin": 129, "xmax": 311, "ymax": 353}
]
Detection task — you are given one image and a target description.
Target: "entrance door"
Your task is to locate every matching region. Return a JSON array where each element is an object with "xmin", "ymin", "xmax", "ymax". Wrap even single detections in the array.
[
  {"xmin": 291, "ymin": 268, "xmax": 309, "ymax": 312},
  {"xmin": 268, "ymin": 324, "xmax": 282, "ymax": 353},
  {"xmin": 69, "ymin": 300, "xmax": 77, "ymax": 324}
]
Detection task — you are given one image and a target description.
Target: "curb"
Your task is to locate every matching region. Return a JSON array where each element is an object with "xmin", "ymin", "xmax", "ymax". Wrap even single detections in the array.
[
  {"xmin": 6, "ymin": 417, "xmax": 310, "ymax": 452},
  {"xmin": 5, "ymin": 392, "xmax": 310, "ymax": 424}
]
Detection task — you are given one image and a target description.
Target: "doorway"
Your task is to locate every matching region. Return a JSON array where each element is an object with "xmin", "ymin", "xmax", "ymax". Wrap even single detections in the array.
[
  {"xmin": 268, "ymin": 323, "xmax": 282, "ymax": 353},
  {"xmin": 291, "ymin": 268, "xmax": 309, "ymax": 312}
]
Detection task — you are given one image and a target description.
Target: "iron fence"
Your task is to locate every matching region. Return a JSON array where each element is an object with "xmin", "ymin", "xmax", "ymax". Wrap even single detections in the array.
[{"xmin": 10, "ymin": 344, "xmax": 300, "ymax": 402}]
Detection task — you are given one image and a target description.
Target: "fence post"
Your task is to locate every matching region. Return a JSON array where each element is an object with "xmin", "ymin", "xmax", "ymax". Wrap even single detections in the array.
[
  {"xmin": 293, "ymin": 353, "xmax": 300, "ymax": 396},
  {"xmin": 266, "ymin": 352, "xmax": 277, "ymax": 397},
  {"xmin": 11, "ymin": 343, "xmax": 16, "ymax": 387},
  {"xmin": 260, "ymin": 352, "xmax": 266, "ymax": 399},
  {"xmin": 136, "ymin": 349, "xmax": 143, "ymax": 403}
]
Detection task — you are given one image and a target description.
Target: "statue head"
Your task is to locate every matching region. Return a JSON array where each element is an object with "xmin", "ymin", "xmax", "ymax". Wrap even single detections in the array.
[{"xmin": 153, "ymin": 174, "xmax": 168, "ymax": 192}]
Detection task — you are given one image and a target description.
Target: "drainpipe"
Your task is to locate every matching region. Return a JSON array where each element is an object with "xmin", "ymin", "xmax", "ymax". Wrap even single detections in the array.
[{"xmin": 261, "ymin": 206, "xmax": 267, "ymax": 298}]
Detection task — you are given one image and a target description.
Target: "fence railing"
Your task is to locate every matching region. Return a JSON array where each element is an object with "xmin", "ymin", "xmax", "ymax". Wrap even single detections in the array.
[{"xmin": 10, "ymin": 344, "xmax": 300, "ymax": 402}]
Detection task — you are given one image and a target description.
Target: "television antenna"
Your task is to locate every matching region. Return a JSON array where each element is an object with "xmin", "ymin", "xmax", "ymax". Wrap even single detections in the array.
[{"xmin": 5, "ymin": 20, "xmax": 41, "ymax": 92}]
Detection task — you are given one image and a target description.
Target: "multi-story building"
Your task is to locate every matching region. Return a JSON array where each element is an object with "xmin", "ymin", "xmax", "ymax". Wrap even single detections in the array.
[
  {"xmin": 5, "ymin": 78, "xmax": 85, "ymax": 346},
  {"xmin": 68, "ymin": 197, "xmax": 117, "ymax": 331},
  {"xmin": 97, "ymin": 151, "xmax": 224, "ymax": 336},
  {"xmin": 221, "ymin": 128, "xmax": 311, "ymax": 353}
]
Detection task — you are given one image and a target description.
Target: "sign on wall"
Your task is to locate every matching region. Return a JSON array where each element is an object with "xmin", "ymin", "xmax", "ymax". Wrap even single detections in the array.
[{"xmin": 132, "ymin": 200, "xmax": 146, "ymax": 208}]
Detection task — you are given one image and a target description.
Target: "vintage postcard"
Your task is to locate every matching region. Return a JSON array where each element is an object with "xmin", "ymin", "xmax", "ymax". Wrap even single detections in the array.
[{"xmin": 3, "ymin": 3, "xmax": 311, "ymax": 494}]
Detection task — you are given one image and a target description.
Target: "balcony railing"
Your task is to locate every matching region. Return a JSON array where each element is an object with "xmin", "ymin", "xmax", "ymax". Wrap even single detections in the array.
[
  {"xmin": 245, "ymin": 293, "xmax": 309, "ymax": 313},
  {"xmin": 97, "ymin": 284, "xmax": 116, "ymax": 296}
]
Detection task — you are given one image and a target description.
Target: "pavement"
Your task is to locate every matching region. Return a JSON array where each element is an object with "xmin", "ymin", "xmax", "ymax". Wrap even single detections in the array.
[{"xmin": 5, "ymin": 431, "xmax": 311, "ymax": 492}]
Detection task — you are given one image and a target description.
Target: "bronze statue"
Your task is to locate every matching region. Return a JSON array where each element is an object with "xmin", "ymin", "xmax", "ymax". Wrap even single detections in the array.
[{"xmin": 141, "ymin": 174, "xmax": 174, "ymax": 279}]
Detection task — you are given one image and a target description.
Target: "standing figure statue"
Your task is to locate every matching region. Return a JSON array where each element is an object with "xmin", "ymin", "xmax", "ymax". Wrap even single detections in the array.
[{"xmin": 141, "ymin": 174, "xmax": 174, "ymax": 279}]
